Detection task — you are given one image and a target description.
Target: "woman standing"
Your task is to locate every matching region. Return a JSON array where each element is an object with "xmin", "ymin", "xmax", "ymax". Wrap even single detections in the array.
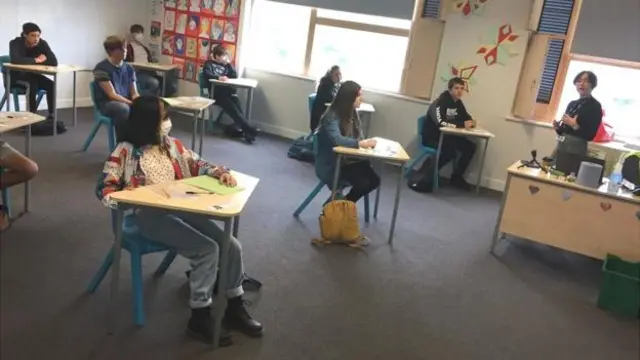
[
  {"xmin": 552, "ymin": 70, "xmax": 603, "ymax": 157},
  {"xmin": 310, "ymin": 65, "xmax": 342, "ymax": 131},
  {"xmin": 315, "ymin": 81, "xmax": 380, "ymax": 202}
]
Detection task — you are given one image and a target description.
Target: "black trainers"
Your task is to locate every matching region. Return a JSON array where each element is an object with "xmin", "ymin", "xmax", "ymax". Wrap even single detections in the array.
[
  {"xmin": 450, "ymin": 175, "xmax": 472, "ymax": 191},
  {"xmin": 224, "ymin": 296, "xmax": 264, "ymax": 337},
  {"xmin": 186, "ymin": 307, "xmax": 233, "ymax": 346}
]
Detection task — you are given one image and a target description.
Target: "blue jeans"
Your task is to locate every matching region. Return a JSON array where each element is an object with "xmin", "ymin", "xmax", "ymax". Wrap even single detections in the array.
[
  {"xmin": 136, "ymin": 71, "xmax": 161, "ymax": 96},
  {"xmin": 135, "ymin": 208, "xmax": 245, "ymax": 309},
  {"xmin": 99, "ymin": 101, "xmax": 130, "ymax": 141}
]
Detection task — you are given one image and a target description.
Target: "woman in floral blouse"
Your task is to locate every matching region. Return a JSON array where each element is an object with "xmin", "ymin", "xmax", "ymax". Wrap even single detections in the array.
[{"xmin": 96, "ymin": 96, "xmax": 263, "ymax": 346}]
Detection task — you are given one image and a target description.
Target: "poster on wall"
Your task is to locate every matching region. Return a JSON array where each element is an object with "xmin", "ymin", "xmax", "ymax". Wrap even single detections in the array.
[{"xmin": 161, "ymin": 0, "xmax": 242, "ymax": 83}]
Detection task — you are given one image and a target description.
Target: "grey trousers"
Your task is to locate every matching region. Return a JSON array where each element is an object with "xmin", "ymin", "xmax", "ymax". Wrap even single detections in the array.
[
  {"xmin": 100, "ymin": 101, "xmax": 130, "ymax": 141},
  {"xmin": 135, "ymin": 208, "xmax": 244, "ymax": 309},
  {"xmin": 552, "ymin": 134, "xmax": 588, "ymax": 158}
]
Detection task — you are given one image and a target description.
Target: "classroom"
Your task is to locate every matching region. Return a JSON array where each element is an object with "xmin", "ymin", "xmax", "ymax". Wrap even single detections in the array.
[{"xmin": 1, "ymin": 0, "xmax": 639, "ymax": 358}]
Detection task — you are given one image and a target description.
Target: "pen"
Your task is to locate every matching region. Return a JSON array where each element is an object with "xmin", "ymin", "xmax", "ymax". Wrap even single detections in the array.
[{"xmin": 186, "ymin": 191, "xmax": 214, "ymax": 195}]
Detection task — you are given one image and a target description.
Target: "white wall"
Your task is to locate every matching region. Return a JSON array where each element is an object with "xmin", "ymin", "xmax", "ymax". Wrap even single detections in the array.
[{"xmin": 0, "ymin": 0, "xmax": 148, "ymax": 109}]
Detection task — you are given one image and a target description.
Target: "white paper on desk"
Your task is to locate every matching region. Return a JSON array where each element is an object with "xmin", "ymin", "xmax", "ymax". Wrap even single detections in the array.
[{"xmin": 371, "ymin": 138, "xmax": 399, "ymax": 156}]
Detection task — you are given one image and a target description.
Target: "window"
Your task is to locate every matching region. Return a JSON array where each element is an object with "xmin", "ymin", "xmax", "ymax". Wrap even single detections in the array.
[
  {"xmin": 556, "ymin": 57, "xmax": 640, "ymax": 141},
  {"xmin": 244, "ymin": 1, "xmax": 311, "ymax": 74},
  {"xmin": 316, "ymin": 9, "xmax": 411, "ymax": 30}
]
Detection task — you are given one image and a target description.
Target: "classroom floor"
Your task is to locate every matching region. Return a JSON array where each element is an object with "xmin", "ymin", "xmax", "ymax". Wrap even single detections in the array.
[{"xmin": 0, "ymin": 108, "xmax": 638, "ymax": 360}]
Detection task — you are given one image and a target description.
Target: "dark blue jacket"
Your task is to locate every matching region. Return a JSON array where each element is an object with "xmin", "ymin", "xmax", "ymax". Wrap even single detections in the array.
[{"xmin": 314, "ymin": 109, "xmax": 362, "ymax": 185}]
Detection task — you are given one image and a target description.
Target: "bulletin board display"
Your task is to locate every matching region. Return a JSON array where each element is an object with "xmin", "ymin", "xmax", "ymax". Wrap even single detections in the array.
[{"xmin": 161, "ymin": 0, "xmax": 241, "ymax": 83}]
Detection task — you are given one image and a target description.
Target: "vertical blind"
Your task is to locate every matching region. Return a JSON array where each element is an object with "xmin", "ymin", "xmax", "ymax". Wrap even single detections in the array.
[
  {"xmin": 422, "ymin": 0, "xmax": 441, "ymax": 18},
  {"xmin": 266, "ymin": 0, "xmax": 416, "ymax": 20}
]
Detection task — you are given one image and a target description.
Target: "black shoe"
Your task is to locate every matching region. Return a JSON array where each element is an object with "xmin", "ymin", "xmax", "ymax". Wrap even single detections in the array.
[
  {"xmin": 450, "ymin": 175, "xmax": 471, "ymax": 191},
  {"xmin": 408, "ymin": 179, "xmax": 433, "ymax": 193},
  {"xmin": 186, "ymin": 307, "xmax": 233, "ymax": 346},
  {"xmin": 244, "ymin": 132, "xmax": 256, "ymax": 144},
  {"xmin": 224, "ymin": 296, "xmax": 263, "ymax": 337}
]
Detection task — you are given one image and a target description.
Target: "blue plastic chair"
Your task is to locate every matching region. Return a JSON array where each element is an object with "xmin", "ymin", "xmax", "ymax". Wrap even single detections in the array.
[
  {"xmin": 87, "ymin": 211, "xmax": 178, "ymax": 327},
  {"xmin": 0, "ymin": 167, "xmax": 10, "ymax": 219},
  {"xmin": 82, "ymin": 82, "xmax": 116, "ymax": 152},
  {"xmin": 293, "ymin": 132, "xmax": 370, "ymax": 221},
  {"xmin": 0, "ymin": 55, "xmax": 46, "ymax": 111},
  {"xmin": 404, "ymin": 115, "xmax": 441, "ymax": 189},
  {"xmin": 308, "ymin": 93, "xmax": 316, "ymax": 113},
  {"xmin": 198, "ymin": 71, "xmax": 225, "ymax": 131}
]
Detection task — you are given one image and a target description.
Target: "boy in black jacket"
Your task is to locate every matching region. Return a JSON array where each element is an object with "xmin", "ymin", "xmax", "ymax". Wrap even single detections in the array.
[
  {"xmin": 202, "ymin": 45, "xmax": 258, "ymax": 144},
  {"xmin": 7, "ymin": 23, "xmax": 57, "ymax": 118},
  {"xmin": 423, "ymin": 77, "xmax": 477, "ymax": 190}
]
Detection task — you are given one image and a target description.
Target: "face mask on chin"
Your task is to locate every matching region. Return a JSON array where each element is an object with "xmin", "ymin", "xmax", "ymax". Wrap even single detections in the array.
[
  {"xmin": 133, "ymin": 33, "xmax": 144, "ymax": 43},
  {"xmin": 160, "ymin": 118, "xmax": 173, "ymax": 136}
]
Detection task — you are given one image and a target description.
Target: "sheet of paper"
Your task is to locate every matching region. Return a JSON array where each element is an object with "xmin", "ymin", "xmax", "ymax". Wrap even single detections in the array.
[{"xmin": 180, "ymin": 176, "xmax": 244, "ymax": 195}]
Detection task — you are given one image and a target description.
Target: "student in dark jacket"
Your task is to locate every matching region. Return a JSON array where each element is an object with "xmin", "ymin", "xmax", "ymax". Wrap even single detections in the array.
[
  {"xmin": 310, "ymin": 65, "xmax": 341, "ymax": 131},
  {"xmin": 7, "ymin": 22, "xmax": 57, "ymax": 118},
  {"xmin": 423, "ymin": 77, "xmax": 476, "ymax": 191},
  {"xmin": 551, "ymin": 71, "xmax": 602, "ymax": 157},
  {"xmin": 202, "ymin": 45, "xmax": 258, "ymax": 144}
]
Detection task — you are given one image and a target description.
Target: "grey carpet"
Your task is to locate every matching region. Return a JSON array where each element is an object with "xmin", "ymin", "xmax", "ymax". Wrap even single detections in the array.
[{"xmin": 0, "ymin": 109, "xmax": 638, "ymax": 360}]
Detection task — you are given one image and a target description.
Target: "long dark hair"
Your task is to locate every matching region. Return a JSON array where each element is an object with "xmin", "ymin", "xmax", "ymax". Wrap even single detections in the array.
[
  {"xmin": 117, "ymin": 96, "xmax": 168, "ymax": 147},
  {"xmin": 325, "ymin": 80, "xmax": 361, "ymax": 136}
]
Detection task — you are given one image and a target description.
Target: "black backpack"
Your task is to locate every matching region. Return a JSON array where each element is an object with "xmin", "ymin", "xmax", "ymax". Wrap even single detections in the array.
[
  {"xmin": 30, "ymin": 119, "xmax": 67, "ymax": 136},
  {"xmin": 287, "ymin": 134, "xmax": 314, "ymax": 163},
  {"xmin": 406, "ymin": 155, "xmax": 435, "ymax": 193}
]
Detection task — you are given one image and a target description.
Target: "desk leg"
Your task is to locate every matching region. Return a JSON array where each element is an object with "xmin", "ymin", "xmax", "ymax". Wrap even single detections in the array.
[
  {"xmin": 107, "ymin": 208, "xmax": 124, "ymax": 334},
  {"xmin": 191, "ymin": 112, "xmax": 198, "ymax": 152},
  {"xmin": 388, "ymin": 164, "xmax": 404, "ymax": 245},
  {"xmin": 435, "ymin": 132, "xmax": 444, "ymax": 190},
  {"xmin": 232, "ymin": 216, "xmax": 240, "ymax": 238},
  {"xmin": 212, "ymin": 218, "xmax": 232, "ymax": 349},
  {"xmin": 161, "ymin": 72, "xmax": 167, "ymax": 97},
  {"xmin": 24, "ymin": 124, "xmax": 32, "ymax": 213},
  {"xmin": 198, "ymin": 110, "xmax": 205, "ymax": 155},
  {"xmin": 373, "ymin": 161, "xmax": 381, "ymax": 219},
  {"xmin": 491, "ymin": 174, "xmax": 511, "ymax": 254},
  {"xmin": 246, "ymin": 88, "xmax": 254, "ymax": 122},
  {"xmin": 332, "ymin": 155, "xmax": 342, "ymax": 194},
  {"xmin": 5, "ymin": 71, "xmax": 10, "ymax": 111},
  {"xmin": 52, "ymin": 74, "xmax": 58, "ymax": 136},
  {"xmin": 72, "ymin": 71, "xmax": 77, "ymax": 127},
  {"xmin": 209, "ymin": 84, "xmax": 216, "ymax": 123},
  {"xmin": 475, "ymin": 139, "xmax": 489, "ymax": 194},
  {"xmin": 363, "ymin": 112, "xmax": 372, "ymax": 138}
]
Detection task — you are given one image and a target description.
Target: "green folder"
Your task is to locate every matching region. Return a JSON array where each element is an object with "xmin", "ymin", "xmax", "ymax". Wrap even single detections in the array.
[{"xmin": 181, "ymin": 176, "xmax": 244, "ymax": 195}]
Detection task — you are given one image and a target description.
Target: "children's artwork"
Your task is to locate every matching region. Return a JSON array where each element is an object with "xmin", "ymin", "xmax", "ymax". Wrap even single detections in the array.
[
  {"xmin": 199, "ymin": 17, "xmax": 211, "ymax": 38},
  {"xmin": 174, "ymin": 34, "xmax": 186, "ymax": 56},
  {"xmin": 165, "ymin": 0, "xmax": 177, "ymax": 8},
  {"xmin": 189, "ymin": 0, "xmax": 201, "ymax": 12},
  {"xmin": 476, "ymin": 24, "xmax": 520, "ymax": 66},
  {"xmin": 453, "ymin": 0, "xmax": 490, "ymax": 17},
  {"xmin": 185, "ymin": 60, "xmax": 197, "ymax": 81},
  {"xmin": 150, "ymin": 21, "xmax": 162, "ymax": 39},
  {"xmin": 164, "ymin": 10, "xmax": 176, "ymax": 31},
  {"xmin": 226, "ymin": 0, "xmax": 239, "ymax": 17},
  {"xmin": 173, "ymin": 57, "xmax": 186, "ymax": 78},
  {"xmin": 177, "ymin": 0, "xmax": 188, "ymax": 11},
  {"xmin": 223, "ymin": 21, "xmax": 237, "ymax": 43},
  {"xmin": 162, "ymin": 31, "xmax": 175, "ymax": 55},
  {"xmin": 440, "ymin": 63, "xmax": 478, "ymax": 93},
  {"xmin": 148, "ymin": 43, "xmax": 160, "ymax": 61},
  {"xmin": 186, "ymin": 37, "xmax": 198, "ymax": 58},
  {"xmin": 198, "ymin": 38, "xmax": 211, "ymax": 61},
  {"xmin": 201, "ymin": 0, "xmax": 214, "ymax": 13},
  {"xmin": 212, "ymin": 0, "xmax": 227, "ymax": 16},
  {"xmin": 175, "ymin": 12, "xmax": 188, "ymax": 34},
  {"xmin": 186, "ymin": 14, "xmax": 200, "ymax": 37},
  {"xmin": 211, "ymin": 19, "xmax": 224, "ymax": 40},
  {"xmin": 226, "ymin": 44, "xmax": 236, "ymax": 63}
]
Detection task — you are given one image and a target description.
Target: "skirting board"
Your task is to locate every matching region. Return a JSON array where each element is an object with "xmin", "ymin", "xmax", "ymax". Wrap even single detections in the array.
[
  {"xmin": 3, "ymin": 97, "xmax": 93, "ymax": 111},
  {"xmin": 253, "ymin": 120, "xmax": 506, "ymax": 191}
]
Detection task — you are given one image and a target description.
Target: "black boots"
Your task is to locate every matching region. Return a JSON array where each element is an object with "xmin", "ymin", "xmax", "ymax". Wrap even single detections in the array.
[
  {"xmin": 187, "ymin": 297, "xmax": 264, "ymax": 345},
  {"xmin": 187, "ymin": 307, "xmax": 233, "ymax": 346},
  {"xmin": 224, "ymin": 296, "xmax": 264, "ymax": 337}
]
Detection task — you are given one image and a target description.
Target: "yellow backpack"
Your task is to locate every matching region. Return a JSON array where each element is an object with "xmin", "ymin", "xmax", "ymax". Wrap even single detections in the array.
[{"xmin": 312, "ymin": 197, "xmax": 369, "ymax": 247}]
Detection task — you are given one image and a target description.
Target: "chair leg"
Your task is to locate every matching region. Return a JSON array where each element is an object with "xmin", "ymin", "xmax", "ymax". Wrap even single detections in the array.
[
  {"xmin": 107, "ymin": 123, "xmax": 116, "ymax": 152},
  {"xmin": 363, "ymin": 194, "xmax": 370, "ymax": 223},
  {"xmin": 0, "ymin": 93, "xmax": 6, "ymax": 110},
  {"xmin": 35, "ymin": 92, "xmax": 44, "ymax": 109},
  {"xmin": 404, "ymin": 151, "xmax": 429, "ymax": 177},
  {"xmin": 1, "ymin": 189, "xmax": 11, "ymax": 219},
  {"xmin": 130, "ymin": 249, "xmax": 145, "ymax": 327},
  {"xmin": 87, "ymin": 249, "xmax": 115, "ymax": 293},
  {"xmin": 154, "ymin": 250, "xmax": 177, "ymax": 276},
  {"xmin": 293, "ymin": 181, "xmax": 325, "ymax": 217},
  {"xmin": 82, "ymin": 122, "xmax": 103, "ymax": 151},
  {"xmin": 12, "ymin": 93, "xmax": 20, "ymax": 111}
]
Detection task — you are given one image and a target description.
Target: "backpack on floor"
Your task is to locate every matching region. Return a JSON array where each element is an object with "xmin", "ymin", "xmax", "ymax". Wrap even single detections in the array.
[
  {"xmin": 287, "ymin": 134, "xmax": 314, "ymax": 163},
  {"xmin": 30, "ymin": 119, "xmax": 67, "ymax": 136},
  {"xmin": 407, "ymin": 155, "xmax": 435, "ymax": 193},
  {"xmin": 312, "ymin": 196, "xmax": 369, "ymax": 247}
]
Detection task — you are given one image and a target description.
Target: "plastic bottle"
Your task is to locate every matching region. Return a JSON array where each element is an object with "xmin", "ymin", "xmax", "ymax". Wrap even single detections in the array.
[{"xmin": 608, "ymin": 158, "xmax": 624, "ymax": 193}]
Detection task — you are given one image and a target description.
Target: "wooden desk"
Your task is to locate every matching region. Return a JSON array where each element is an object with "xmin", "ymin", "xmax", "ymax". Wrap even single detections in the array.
[
  {"xmin": 492, "ymin": 161, "xmax": 640, "ymax": 262},
  {"xmin": 436, "ymin": 126, "xmax": 495, "ymax": 194},
  {"xmin": 208, "ymin": 78, "xmax": 258, "ymax": 124},
  {"xmin": 163, "ymin": 96, "xmax": 215, "ymax": 154},
  {"xmin": 129, "ymin": 62, "xmax": 178, "ymax": 97},
  {"xmin": 106, "ymin": 171, "xmax": 259, "ymax": 348},
  {"xmin": 324, "ymin": 102, "xmax": 376, "ymax": 137},
  {"xmin": 333, "ymin": 138, "xmax": 410, "ymax": 244},
  {"xmin": 2, "ymin": 63, "xmax": 87, "ymax": 131},
  {"xmin": 0, "ymin": 112, "xmax": 47, "ymax": 213}
]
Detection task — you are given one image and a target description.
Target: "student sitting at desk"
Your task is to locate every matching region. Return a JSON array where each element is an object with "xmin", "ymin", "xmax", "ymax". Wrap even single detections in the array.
[
  {"xmin": 96, "ymin": 96, "xmax": 263, "ymax": 346},
  {"xmin": 93, "ymin": 35, "xmax": 140, "ymax": 140},
  {"xmin": 315, "ymin": 81, "xmax": 380, "ymax": 202},
  {"xmin": 125, "ymin": 24, "xmax": 160, "ymax": 96},
  {"xmin": 423, "ymin": 77, "xmax": 476, "ymax": 191},
  {"xmin": 202, "ymin": 44, "xmax": 259, "ymax": 144},
  {"xmin": 7, "ymin": 22, "xmax": 57, "ymax": 119},
  {"xmin": 0, "ymin": 141, "xmax": 38, "ymax": 231},
  {"xmin": 310, "ymin": 65, "xmax": 341, "ymax": 131}
]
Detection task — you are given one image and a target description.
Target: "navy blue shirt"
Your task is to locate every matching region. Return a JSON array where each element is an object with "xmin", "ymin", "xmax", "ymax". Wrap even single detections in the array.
[{"xmin": 93, "ymin": 59, "xmax": 136, "ymax": 105}]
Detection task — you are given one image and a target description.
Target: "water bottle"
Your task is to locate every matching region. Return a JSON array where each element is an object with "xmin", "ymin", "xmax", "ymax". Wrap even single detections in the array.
[{"xmin": 607, "ymin": 159, "xmax": 623, "ymax": 193}]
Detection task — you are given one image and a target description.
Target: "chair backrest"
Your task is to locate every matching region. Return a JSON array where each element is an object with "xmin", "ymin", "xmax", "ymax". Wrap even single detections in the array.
[
  {"xmin": 198, "ymin": 71, "xmax": 208, "ymax": 97},
  {"xmin": 0, "ymin": 55, "xmax": 9, "ymax": 87},
  {"xmin": 308, "ymin": 93, "xmax": 316, "ymax": 114},
  {"xmin": 417, "ymin": 115, "xmax": 427, "ymax": 143},
  {"xmin": 89, "ymin": 81, "xmax": 107, "ymax": 119}
]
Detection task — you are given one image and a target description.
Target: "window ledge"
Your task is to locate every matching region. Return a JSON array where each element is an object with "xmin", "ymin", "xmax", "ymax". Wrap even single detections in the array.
[{"xmin": 505, "ymin": 115, "xmax": 554, "ymax": 128}]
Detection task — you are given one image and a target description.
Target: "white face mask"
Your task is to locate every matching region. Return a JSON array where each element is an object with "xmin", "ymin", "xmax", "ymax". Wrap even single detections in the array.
[
  {"xmin": 133, "ymin": 33, "xmax": 144, "ymax": 42},
  {"xmin": 161, "ymin": 118, "xmax": 172, "ymax": 136}
]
